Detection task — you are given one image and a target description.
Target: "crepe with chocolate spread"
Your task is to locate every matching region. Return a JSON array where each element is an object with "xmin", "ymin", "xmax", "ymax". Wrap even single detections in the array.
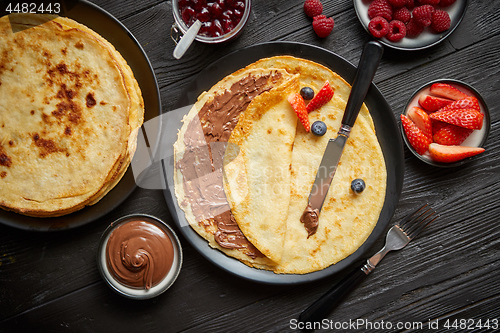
[
  {"xmin": 224, "ymin": 56, "xmax": 387, "ymax": 274},
  {"xmin": 173, "ymin": 67, "xmax": 298, "ymax": 268},
  {"xmin": 223, "ymin": 76, "xmax": 299, "ymax": 264}
]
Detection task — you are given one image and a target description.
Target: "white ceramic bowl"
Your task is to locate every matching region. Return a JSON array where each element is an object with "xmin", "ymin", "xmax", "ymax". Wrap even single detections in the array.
[
  {"xmin": 97, "ymin": 214, "xmax": 183, "ymax": 299},
  {"xmin": 401, "ymin": 79, "xmax": 490, "ymax": 167}
]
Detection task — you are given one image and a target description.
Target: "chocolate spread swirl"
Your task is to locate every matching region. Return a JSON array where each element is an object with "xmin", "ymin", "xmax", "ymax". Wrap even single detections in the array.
[
  {"xmin": 177, "ymin": 72, "xmax": 283, "ymax": 258},
  {"xmin": 300, "ymin": 204, "xmax": 319, "ymax": 238},
  {"xmin": 106, "ymin": 220, "xmax": 174, "ymax": 290}
]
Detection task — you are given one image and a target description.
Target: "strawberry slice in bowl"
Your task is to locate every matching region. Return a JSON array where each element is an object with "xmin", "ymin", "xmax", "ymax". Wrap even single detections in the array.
[{"xmin": 401, "ymin": 79, "xmax": 490, "ymax": 167}]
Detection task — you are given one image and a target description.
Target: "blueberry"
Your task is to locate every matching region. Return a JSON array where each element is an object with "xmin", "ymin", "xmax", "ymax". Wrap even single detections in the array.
[
  {"xmin": 351, "ymin": 179, "xmax": 366, "ymax": 194},
  {"xmin": 311, "ymin": 121, "xmax": 327, "ymax": 136},
  {"xmin": 300, "ymin": 87, "xmax": 315, "ymax": 100}
]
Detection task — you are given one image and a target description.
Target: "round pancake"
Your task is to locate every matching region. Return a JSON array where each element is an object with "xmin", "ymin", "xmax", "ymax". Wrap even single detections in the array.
[
  {"xmin": 226, "ymin": 56, "xmax": 387, "ymax": 274},
  {"xmin": 223, "ymin": 76, "xmax": 299, "ymax": 264},
  {"xmin": 0, "ymin": 14, "xmax": 144, "ymax": 217},
  {"xmin": 173, "ymin": 67, "xmax": 297, "ymax": 269}
]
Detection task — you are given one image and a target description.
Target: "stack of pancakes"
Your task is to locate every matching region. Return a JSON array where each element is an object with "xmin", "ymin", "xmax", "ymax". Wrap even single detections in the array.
[
  {"xmin": 175, "ymin": 57, "xmax": 387, "ymax": 274},
  {"xmin": 0, "ymin": 14, "xmax": 144, "ymax": 217}
]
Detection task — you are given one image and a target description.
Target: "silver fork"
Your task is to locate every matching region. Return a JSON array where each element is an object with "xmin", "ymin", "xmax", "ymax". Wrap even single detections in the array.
[{"xmin": 299, "ymin": 204, "xmax": 439, "ymax": 324}]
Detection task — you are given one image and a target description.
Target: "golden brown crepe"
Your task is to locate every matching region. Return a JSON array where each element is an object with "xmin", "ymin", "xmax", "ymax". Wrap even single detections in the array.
[
  {"xmin": 224, "ymin": 56, "xmax": 387, "ymax": 274},
  {"xmin": 174, "ymin": 55, "xmax": 386, "ymax": 274},
  {"xmin": 173, "ymin": 66, "xmax": 298, "ymax": 269},
  {"xmin": 223, "ymin": 76, "xmax": 299, "ymax": 264},
  {"xmin": 0, "ymin": 14, "xmax": 144, "ymax": 217}
]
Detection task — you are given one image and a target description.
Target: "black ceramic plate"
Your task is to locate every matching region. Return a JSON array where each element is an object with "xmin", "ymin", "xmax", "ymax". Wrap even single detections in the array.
[
  {"xmin": 162, "ymin": 41, "xmax": 404, "ymax": 284},
  {"xmin": 0, "ymin": 1, "xmax": 161, "ymax": 231},
  {"xmin": 353, "ymin": 0, "xmax": 468, "ymax": 51}
]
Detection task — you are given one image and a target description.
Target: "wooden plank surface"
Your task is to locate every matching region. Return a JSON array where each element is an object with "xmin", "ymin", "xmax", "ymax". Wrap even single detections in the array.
[{"xmin": 1, "ymin": 0, "xmax": 499, "ymax": 332}]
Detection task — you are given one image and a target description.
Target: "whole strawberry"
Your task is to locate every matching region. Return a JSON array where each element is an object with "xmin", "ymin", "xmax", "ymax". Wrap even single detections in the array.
[
  {"xmin": 304, "ymin": 0, "xmax": 323, "ymax": 18},
  {"xmin": 312, "ymin": 15, "xmax": 334, "ymax": 38}
]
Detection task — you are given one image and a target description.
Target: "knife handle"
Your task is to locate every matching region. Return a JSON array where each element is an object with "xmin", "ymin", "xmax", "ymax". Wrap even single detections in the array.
[
  {"xmin": 342, "ymin": 41, "xmax": 384, "ymax": 128},
  {"xmin": 298, "ymin": 263, "xmax": 369, "ymax": 324}
]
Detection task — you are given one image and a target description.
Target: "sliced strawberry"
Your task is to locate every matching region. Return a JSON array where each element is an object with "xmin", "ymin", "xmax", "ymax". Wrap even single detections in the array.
[
  {"xmin": 437, "ymin": 97, "xmax": 480, "ymax": 113},
  {"xmin": 431, "ymin": 120, "xmax": 447, "ymax": 136},
  {"xmin": 306, "ymin": 81, "xmax": 334, "ymax": 113},
  {"xmin": 433, "ymin": 123, "xmax": 473, "ymax": 146},
  {"xmin": 288, "ymin": 93, "xmax": 310, "ymax": 132},
  {"xmin": 429, "ymin": 108, "xmax": 484, "ymax": 130},
  {"xmin": 428, "ymin": 143, "xmax": 485, "ymax": 163},
  {"xmin": 407, "ymin": 106, "xmax": 432, "ymax": 139},
  {"xmin": 401, "ymin": 114, "xmax": 431, "ymax": 155},
  {"xmin": 418, "ymin": 94, "xmax": 453, "ymax": 112},
  {"xmin": 429, "ymin": 83, "xmax": 469, "ymax": 100}
]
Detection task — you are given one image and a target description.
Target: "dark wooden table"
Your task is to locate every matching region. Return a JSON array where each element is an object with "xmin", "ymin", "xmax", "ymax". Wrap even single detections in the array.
[{"xmin": 1, "ymin": 1, "xmax": 499, "ymax": 332}]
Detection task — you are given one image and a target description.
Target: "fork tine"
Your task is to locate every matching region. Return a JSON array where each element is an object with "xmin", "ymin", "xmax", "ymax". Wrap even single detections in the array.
[
  {"xmin": 397, "ymin": 204, "xmax": 439, "ymax": 239},
  {"xmin": 397, "ymin": 203, "xmax": 428, "ymax": 230},
  {"xmin": 406, "ymin": 209, "xmax": 437, "ymax": 238}
]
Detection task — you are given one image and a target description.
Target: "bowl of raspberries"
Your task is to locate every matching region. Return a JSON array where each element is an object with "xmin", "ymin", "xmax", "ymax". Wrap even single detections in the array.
[{"xmin": 354, "ymin": 0, "xmax": 468, "ymax": 50}]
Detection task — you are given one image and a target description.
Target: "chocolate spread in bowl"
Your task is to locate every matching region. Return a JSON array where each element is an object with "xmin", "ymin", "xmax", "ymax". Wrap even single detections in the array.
[
  {"xmin": 106, "ymin": 220, "xmax": 174, "ymax": 290},
  {"xmin": 176, "ymin": 72, "xmax": 284, "ymax": 258}
]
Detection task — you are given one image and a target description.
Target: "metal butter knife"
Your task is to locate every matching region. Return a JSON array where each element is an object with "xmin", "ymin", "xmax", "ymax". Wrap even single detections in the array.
[{"xmin": 302, "ymin": 41, "xmax": 384, "ymax": 225}]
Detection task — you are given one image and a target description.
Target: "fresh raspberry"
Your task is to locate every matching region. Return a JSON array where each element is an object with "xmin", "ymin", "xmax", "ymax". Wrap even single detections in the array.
[
  {"xmin": 393, "ymin": 7, "xmax": 411, "ymax": 24},
  {"xmin": 386, "ymin": 20, "xmax": 406, "ymax": 42},
  {"xmin": 388, "ymin": 0, "xmax": 407, "ymax": 8},
  {"xmin": 418, "ymin": 0, "xmax": 440, "ymax": 5},
  {"xmin": 406, "ymin": 17, "xmax": 424, "ymax": 37},
  {"xmin": 368, "ymin": 0, "xmax": 393, "ymax": 21},
  {"xmin": 368, "ymin": 16, "xmax": 390, "ymax": 38},
  {"xmin": 312, "ymin": 15, "xmax": 334, "ymax": 38},
  {"xmin": 431, "ymin": 9, "xmax": 451, "ymax": 32},
  {"xmin": 412, "ymin": 5, "xmax": 435, "ymax": 27},
  {"xmin": 439, "ymin": 0, "xmax": 457, "ymax": 7},
  {"xmin": 303, "ymin": 0, "xmax": 323, "ymax": 18},
  {"xmin": 406, "ymin": 0, "xmax": 415, "ymax": 10}
]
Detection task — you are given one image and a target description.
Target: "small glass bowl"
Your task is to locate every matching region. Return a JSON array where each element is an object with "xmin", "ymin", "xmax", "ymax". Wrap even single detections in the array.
[
  {"xmin": 401, "ymin": 79, "xmax": 490, "ymax": 168},
  {"xmin": 97, "ymin": 214, "xmax": 183, "ymax": 299},
  {"xmin": 171, "ymin": 0, "xmax": 252, "ymax": 44}
]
